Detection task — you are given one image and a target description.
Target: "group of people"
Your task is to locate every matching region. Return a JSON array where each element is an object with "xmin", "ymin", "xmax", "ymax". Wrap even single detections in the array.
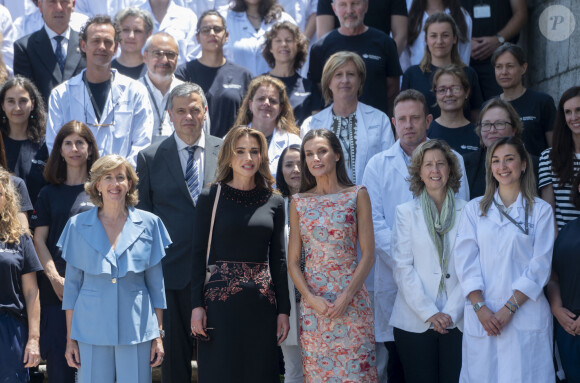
[{"xmin": 0, "ymin": 1, "xmax": 578, "ymax": 383}]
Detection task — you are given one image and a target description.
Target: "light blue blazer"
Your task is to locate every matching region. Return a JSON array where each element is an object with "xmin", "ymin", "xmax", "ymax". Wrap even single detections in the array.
[{"xmin": 60, "ymin": 207, "xmax": 171, "ymax": 346}]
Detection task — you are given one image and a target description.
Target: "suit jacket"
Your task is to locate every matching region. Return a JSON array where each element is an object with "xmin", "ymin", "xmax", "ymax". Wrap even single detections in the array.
[
  {"xmin": 389, "ymin": 198, "xmax": 466, "ymax": 333},
  {"xmin": 14, "ymin": 27, "xmax": 85, "ymax": 105},
  {"xmin": 60, "ymin": 207, "xmax": 171, "ymax": 346},
  {"xmin": 136, "ymin": 133, "xmax": 222, "ymax": 290}
]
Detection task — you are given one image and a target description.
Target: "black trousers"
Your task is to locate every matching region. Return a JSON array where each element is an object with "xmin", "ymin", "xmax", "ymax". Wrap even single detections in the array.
[
  {"xmin": 162, "ymin": 285, "xmax": 194, "ymax": 383},
  {"xmin": 393, "ymin": 327, "xmax": 462, "ymax": 383}
]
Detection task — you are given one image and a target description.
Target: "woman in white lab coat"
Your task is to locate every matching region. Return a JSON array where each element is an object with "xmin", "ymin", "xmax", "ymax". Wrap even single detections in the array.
[
  {"xmin": 454, "ymin": 136, "xmax": 555, "ymax": 382},
  {"xmin": 233, "ymin": 75, "xmax": 301, "ymax": 179}
]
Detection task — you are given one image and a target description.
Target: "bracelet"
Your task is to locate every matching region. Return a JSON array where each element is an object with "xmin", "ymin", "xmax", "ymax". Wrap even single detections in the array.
[
  {"xmin": 506, "ymin": 301, "xmax": 518, "ymax": 312},
  {"xmin": 504, "ymin": 304, "xmax": 514, "ymax": 315},
  {"xmin": 512, "ymin": 294, "xmax": 520, "ymax": 309}
]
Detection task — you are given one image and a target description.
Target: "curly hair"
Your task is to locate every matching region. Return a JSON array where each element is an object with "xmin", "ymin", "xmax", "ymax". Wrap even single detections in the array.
[
  {"xmin": 44, "ymin": 121, "xmax": 100, "ymax": 185},
  {"xmin": 231, "ymin": 0, "xmax": 284, "ymax": 24},
  {"xmin": 80, "ymin": 15, "xmax": 121, "ymax": 59},
  {"xmin": 262, "ymin": 21, "xmax": 309, "ymax": 72},
  {"xmin": 234, "ymin": 75, "xmax": 298, "ymax": 135},
  {"xmin": 85, "ymin": 155, "xmax": 139, "ymax": 208},
  {"xmin": 0, "ymin": 76, "xmax": 47, "ymax": 143},
  {"xmin": 214, "ymin": 126, "xmax": 275, "ymax": 191},
  {"xmin": 0, "ymin": 168, "xmax": 26, "ymax": 244},
  {"xmin": 407, "ymin": 139, "xmax": 462, "ymax": 197}
]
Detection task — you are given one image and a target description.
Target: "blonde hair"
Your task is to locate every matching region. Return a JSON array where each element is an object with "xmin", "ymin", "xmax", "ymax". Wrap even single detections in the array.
[
  {"xmin": 234, "ymin": 75, "xmax": 298, "ymax": 135},
  {"xmin": 407, "ymin": 139, "xmax": 462, "ymax": 196},
  {"xmin": 85, "ymin": 155, "xmax": 139, "ymax": 207},
  {"xmin": 0, "ymin": 168, "xmax": 27, "ymax": 244},
  {"xmin": 320, "ymin": 51, "xmax": 366, "ymax": 106},
  {"xmin": 479, "ymin": 137, "xmax": 536, "ymax": 216},
  {"xmin": 214, "ymin": 126, "xmax": 275, "ymax": 191}
]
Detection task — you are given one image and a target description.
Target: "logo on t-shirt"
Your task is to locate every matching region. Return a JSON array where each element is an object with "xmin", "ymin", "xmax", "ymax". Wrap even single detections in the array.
[
  {"xmin": 521, "ymin": 116, "xmax": 536, "ymax": 122},
  {"xmin": 362, "ymin": 54, "xmax": 382, "ymax": 61},
  {"xmin": 293, "ymin": 92, "xmax": 311, "ymax": 97},
  {"xmin": 223, "ymin": 84, "xmax": 242, "ymax": 89}
]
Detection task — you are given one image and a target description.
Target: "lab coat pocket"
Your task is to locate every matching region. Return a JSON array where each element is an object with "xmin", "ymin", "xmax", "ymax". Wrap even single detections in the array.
[
  {"xmin": 463, "ymin": 303, "xmax": 486, "ymax": 337},
  {"xmin": 113, "ymin": 111, "xmax": 133, "ymax": 139},
  {"xmin": 511, "ymin": 231, "xmax": 534, "ymax": 269},
  {"xmin": 513, "ymin": 297, "xmax": 551, "ymax": 332}
]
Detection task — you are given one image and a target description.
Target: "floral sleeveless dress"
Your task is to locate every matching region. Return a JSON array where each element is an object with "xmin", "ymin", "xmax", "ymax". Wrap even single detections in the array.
[{"xmin": 294, "ymin": 186, "xmax": 377, "ymax": 382}]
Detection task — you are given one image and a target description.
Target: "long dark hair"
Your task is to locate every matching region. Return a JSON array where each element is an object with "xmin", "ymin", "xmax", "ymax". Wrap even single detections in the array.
[
  {"xmin": 408, "ymin": 0, "xmax": 468, "ymax": 47},
  {"xmin": 0, "ymin": 76, "xmax": 46, "ymax": 143},
  {"xmin": 299, "ymin": 130, "xmax": 354, "ymax": 193},
  {"xmin": 43, "ymin": 121, "xmax": 100, "ymax": 184},
  {"xmin": 550, "ymin": 86, "xmax": 580, "ymax": 187},
  {"xmin": 275, "ymin": 144, "xmax": 301, "ymax": 197},
  {"xmin": 231, "ymin": 0, "xmax": 283, "ymax": 24}
]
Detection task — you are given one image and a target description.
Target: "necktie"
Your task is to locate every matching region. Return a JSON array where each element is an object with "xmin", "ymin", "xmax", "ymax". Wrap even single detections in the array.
[
  {"xmin": 54, "ymin": 35, "xmax": 65, "ymax": 74},
  {"xmin": 185, "ymin": 146, "xmax": 201, "ymax": 203}
]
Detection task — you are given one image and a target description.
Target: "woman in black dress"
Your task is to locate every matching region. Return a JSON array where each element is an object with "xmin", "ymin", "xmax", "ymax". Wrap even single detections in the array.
[
  {"xmin": 190, "ymin": 126, "xmax": 291, "ymax": 382},
  {"xmin": 31, "ymin": 121, "xmax": 99, "ymax": 383},
  {"xmin": 0, "ymin": 76, "xmax": 48, "ymax": 207}
]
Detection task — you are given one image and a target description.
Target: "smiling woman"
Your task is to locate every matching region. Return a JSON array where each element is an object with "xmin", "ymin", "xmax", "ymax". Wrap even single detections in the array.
[{"xmin": 190, "ymin": 126, "xmax": 291, "ymax": 383}]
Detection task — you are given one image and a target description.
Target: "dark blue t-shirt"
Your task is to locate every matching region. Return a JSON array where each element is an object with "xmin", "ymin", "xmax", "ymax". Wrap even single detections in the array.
[
  {"xmin": 0, "ymin": 234, "xmax": 42, "ymax": 321},
  {"xmin": 31, "ymin": 183, "xmax": 93, "ymax": 306},
  {"xmin": 428, "ymin": 120, "xmax": 479, "ymax": 155}
]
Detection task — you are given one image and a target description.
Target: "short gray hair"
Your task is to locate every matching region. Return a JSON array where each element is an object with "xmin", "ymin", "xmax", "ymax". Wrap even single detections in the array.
[
  {"xmin": 143, "ymin": 32, "xmax": 178, "ymax": 53},
  {"xmin": 168, "ymin": 82, "xmax": 208, "ymax": 110},
  {"xmin": 114, "ymin": 7, "xmax": 154, "ymax": 33}
]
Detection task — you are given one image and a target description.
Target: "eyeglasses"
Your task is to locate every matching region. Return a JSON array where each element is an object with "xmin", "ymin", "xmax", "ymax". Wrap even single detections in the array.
[
  {"xmin": 198, "ymin": 25, "xmax": 225, "ymax": 35},
  {"xmin": 149, "ymin": 50, "xmax": 178, "ymax": 60},
  {"xmin": 479, "ymin": 121, "xmax": 513, "ymax": 132},
  {"xmin": 435, "ymin": 85, "xmax": 464, "ymax": 95}
]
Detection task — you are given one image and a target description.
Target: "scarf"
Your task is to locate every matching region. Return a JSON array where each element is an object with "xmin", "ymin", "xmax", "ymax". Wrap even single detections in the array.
[{"xmin": 420, "ymin": 187, "xmax": 455, "ymax": 296}]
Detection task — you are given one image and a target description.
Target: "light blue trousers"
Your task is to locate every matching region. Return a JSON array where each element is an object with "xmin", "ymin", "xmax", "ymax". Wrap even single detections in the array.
[{"xmin": 77, "ymin": 341, "xmax": 152, "ymax": 383}]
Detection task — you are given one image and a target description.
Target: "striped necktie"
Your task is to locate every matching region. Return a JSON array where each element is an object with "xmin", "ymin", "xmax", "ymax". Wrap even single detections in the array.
[
  {"xmin": 185, "ymin": 145, "xmax": 200, "ymax": 203},
  {"xmin": 54, "ymin": 35, "xmax": 65, "ymax": 74}
]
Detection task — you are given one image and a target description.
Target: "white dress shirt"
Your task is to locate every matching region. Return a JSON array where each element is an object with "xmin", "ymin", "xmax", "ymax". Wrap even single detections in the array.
[
  {"xmin": 44, "ymin": 25, "xmax": 71, "ymax": 57},
  {"xmin": 175, "ymin": 130, "xmax": 205, "ymax": 194},
  {"xmin": 14, "ymin": 10, "xmax": 88, "ymax": 40}
]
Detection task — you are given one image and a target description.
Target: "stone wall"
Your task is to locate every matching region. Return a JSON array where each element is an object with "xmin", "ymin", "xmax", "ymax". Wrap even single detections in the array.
[{"xmin": 525, "ymin": 0, "xmax": 580, "ymax": 101}]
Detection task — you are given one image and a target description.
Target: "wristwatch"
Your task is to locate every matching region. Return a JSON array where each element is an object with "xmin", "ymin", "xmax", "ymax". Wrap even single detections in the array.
[
  {"xmin": 159, "ymin": 329, "xmax": 165, "ymax": 338},
  {"xmin": 473, "ymin": 302, "xmax": 486, "ymax": 312},
  {"xmin": 496, "ymin": 34, "xmax": 505, "ymax": 45}
]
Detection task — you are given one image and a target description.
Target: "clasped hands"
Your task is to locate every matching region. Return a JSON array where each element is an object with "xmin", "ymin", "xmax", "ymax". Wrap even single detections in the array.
[
  {"xmin": 308, "ymin": 292, "xmax": 353, "ymax": 320},
  {"xmin": 476, "ymin": 305, "xmax": 514, "ymax": 336},
  {"xmin": 553, "ymin": 306, "xmax": 580, "ymax": 336}
]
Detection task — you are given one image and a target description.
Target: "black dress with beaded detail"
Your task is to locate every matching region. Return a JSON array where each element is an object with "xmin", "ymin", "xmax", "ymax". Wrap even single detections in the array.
[{"xmin": 191, "ymin": 183, "xmax": 291, "ymax": 383}]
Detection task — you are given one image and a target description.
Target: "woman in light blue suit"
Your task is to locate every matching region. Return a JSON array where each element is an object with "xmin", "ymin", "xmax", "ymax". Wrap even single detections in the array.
[
  {"xmin": 390, "ymin": 139, "xmax": 466, "ymax": 383},
  {"xmin": 60, "ymin": 154, "xmax": 171, "ymax": 383}
]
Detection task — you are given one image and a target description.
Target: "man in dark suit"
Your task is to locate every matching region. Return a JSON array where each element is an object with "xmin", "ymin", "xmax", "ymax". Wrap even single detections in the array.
[
  {"xmin": 13, "ymin": 0, "xmax": 85, "ymax": 105},
  {"xmin": 136, "ymin": 82, "xmax": 222, "ymax": 383}
]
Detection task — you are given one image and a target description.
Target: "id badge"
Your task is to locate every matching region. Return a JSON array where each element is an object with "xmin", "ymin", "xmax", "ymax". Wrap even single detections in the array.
[{"xmin": 473, "ymin": 4, "xmax": 491, "ymax": 19}]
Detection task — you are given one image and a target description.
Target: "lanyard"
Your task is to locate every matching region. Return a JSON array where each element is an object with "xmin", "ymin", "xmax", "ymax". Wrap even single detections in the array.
[
  {"xmin": 143, "ymin": 79, "xmax": 168, "ymax": 135},
  {"xmin": 493, "ymin": 199, "xmax": 529, "ymax": 235},
  {"xmin": 83, "ymin": 71, "xmax": 113, "ymax": 123}
]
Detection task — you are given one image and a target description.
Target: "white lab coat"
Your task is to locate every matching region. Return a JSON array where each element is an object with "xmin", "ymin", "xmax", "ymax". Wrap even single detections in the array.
[
  {"xmin": 399, "ymin": 8, "xmax": 472, "ymax": 72},
  {"xmin": 362, "ymin": 139, "xmax": 469, "ymax": 342},
  {"xmin": 268, "ymin": 128, "xmax": 302, "ymax": 180},
  {"xmin": 223, "ymin": 10, "xmax": 296, "ymax": 77},
  {"xmin": 172, "ymin": 0, "xmax": 231, "ymax": 17},
  {"xmin": 139, "ymin": 74, "xmax": 183, "ymax": 140},
  {"xmin": 390, "ymin": 198, "xmax": 466, "ymax": 333},
  {"xmin": 454, "ymin": 192, "xmax": 555, "ymax": 382},
  {"xmin": 300, "ymin": 102, "xmax": 395, "ymax": 184},
  {"xmin": 0, "ymin": 5, "xmax": 13, "ymax": 74},
  {"xmin": 74, "ymin": 0, "xmax": 145, "ymax": 17},
  {"xmin": 140, "ymin": 1, "xmax": 199, "ymax": 65},
  {"xmin": 46, "ymin": 69, "xmax": 153, "ymax": 167}
]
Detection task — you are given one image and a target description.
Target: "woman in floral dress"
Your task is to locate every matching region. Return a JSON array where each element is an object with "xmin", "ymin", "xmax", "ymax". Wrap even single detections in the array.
[{"xmin": 288, "ymin": 129, "xmax": 377, "ymax": 382}]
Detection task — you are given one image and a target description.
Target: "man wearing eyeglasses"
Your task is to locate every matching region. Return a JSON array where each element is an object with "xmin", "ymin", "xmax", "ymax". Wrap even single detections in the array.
[
  {"xmin": 139, "ymin": 32, "xmax": 184, "ymax": 143},
  {"xmin": 46, "ymin": 15, "xmax": 154, "ymax": 167},
  {"xmin": 139, "ymin": 0, "xmax": 199, "ymax": 66}
]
